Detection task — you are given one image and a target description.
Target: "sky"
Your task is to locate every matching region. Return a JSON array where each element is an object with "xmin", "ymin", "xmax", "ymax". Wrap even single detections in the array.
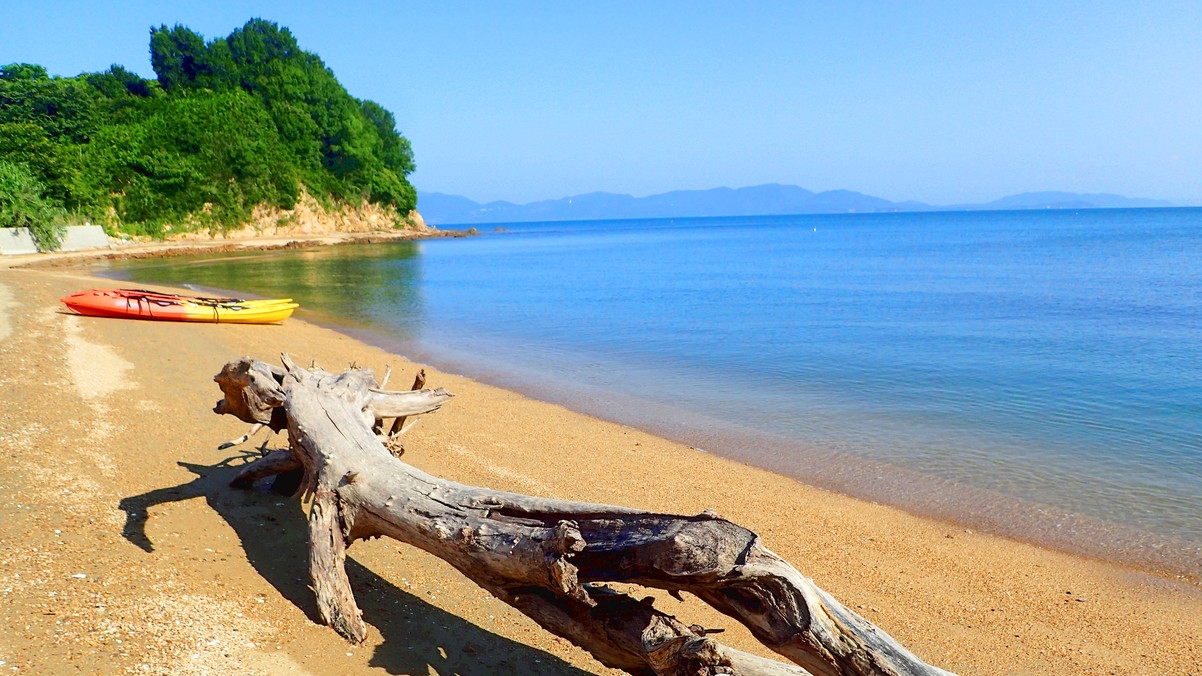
[{"xmin": 2, "ymin": 1, "xmax": 1201, "ymax": 205}]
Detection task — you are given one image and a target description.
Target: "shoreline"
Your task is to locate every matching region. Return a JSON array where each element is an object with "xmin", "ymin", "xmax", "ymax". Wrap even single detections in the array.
[
  {"xmin": 0, "ymin": 226, "xmax": 476, "ymax": 271},
  {"xmin": 67, "ymin": 234, "xmax": 1202, "ymax": 584},
  {"xmin": 335, "ymin": 320, "xmax": 1202, "ymax": 586},
  {"xmin": 1, "ymin": 246, "xmax": 1199, "ymax": 673}
]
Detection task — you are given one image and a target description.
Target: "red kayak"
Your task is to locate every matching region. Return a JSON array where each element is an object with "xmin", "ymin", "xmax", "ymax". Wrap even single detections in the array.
[{"xmin": 61, "ymin": 289, "xmax": 299, "ymax": 324}]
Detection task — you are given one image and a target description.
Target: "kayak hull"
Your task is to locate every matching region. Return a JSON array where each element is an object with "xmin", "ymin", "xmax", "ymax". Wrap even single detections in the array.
[{"xmin": 61, "ymin": 289, "xmax": 298, "ymax": 324}]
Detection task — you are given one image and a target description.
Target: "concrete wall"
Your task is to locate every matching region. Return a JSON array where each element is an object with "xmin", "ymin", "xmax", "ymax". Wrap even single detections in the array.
[
  {"xmin": 0, "ymin": 225, "xmax": 112, "ymax": 255},
  {"xmin": 0, "ymin": 228, "xmax": 39, "ymax": 255},
  {"xmin": 59, "ymin": 225, "xmax": 111, "ymax": 252}
]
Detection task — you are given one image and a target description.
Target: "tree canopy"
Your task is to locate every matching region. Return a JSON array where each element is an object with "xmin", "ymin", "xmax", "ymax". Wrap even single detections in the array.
[{"xmin": 0, "ymin": 18, "xmax": 416, "ymax": 240}]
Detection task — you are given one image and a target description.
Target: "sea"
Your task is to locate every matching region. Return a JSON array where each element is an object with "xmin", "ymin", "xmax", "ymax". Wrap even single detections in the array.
[{"xmin": 95, "ymin": 208, "xmax": 1202, "ymax": 579}]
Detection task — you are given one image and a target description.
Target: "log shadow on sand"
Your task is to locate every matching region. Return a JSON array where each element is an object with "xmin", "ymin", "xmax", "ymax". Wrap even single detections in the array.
[{"xmin": 118, "ymin": 459, "xmax": 595, "ymax": 676}]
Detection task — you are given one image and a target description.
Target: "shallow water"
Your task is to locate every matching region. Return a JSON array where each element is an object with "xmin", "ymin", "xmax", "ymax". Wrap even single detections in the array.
[{"xmin": 97, "ymin": 208, "xmax": 1202, "ymax": 577}]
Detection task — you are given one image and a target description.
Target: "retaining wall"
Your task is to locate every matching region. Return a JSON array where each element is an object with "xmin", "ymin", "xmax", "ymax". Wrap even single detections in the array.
[{"xmin": 0, "ymin": 225, "xmax": 112, "ymax": 255}]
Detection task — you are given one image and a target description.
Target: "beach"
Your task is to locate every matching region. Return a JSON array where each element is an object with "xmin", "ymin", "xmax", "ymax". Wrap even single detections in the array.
[{"xmin": 1, "ymin": 259, "xmax": 1199, "ymax": 675}]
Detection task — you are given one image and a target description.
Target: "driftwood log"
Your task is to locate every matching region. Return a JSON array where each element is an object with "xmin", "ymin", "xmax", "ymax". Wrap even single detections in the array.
[{"xmin": 213, "ymin": 355, "xmax": 953, "ymax": 676}]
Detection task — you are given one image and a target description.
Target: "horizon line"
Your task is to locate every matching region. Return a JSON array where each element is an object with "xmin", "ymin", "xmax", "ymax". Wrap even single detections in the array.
[{"xmin": 420, "ymin": 204, "xmax": 1198, "ymax": 228}]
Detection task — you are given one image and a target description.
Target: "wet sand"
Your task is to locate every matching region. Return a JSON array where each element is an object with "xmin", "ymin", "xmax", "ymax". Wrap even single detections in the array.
[{"xmin": 0, "ymin": 263, "xmax": 1198, "ymax": 675}]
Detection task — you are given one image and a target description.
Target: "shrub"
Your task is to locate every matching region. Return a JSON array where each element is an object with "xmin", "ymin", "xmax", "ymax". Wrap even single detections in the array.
[{"xmin": 0, "ymin": 160, "xmax": 65, "ymax": 250}]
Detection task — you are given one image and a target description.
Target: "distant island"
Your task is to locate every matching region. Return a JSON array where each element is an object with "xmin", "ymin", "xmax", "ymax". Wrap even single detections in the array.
[{"xmin": 417, "ymin": 184, "xmax": 1174, "ymax": 225}]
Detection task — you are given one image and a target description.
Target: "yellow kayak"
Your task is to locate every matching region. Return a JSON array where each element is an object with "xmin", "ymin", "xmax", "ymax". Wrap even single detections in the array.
[{"xmin": 61, "ymin": 289, "xmax": 300, "ymax": 324}]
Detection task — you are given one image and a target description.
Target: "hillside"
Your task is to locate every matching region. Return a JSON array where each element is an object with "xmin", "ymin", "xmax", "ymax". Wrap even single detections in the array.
[{"xmin": 0, "ymin": 19, "xmax": 418, "ymax": 245}]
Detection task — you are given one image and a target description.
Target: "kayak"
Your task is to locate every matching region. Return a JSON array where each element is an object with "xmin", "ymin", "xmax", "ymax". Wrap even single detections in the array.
[
  {"xmin": 61, "ymin": 288, "xmax": 298, "ymax": 324},
  {"xmin": 61, "ymin": 288, "xmax": 299, "ymax": 324}
]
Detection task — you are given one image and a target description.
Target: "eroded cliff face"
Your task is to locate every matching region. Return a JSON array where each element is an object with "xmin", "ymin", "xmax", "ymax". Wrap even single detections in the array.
[{"xmin": 162, "ymin": 189, "xmax": 429, "ymax": 241}]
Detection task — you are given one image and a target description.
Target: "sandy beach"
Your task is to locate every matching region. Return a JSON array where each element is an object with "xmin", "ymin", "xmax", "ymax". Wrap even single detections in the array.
[{"xmin": 0, "ymin": 258, "xmax": 1198, "ymax": 675}]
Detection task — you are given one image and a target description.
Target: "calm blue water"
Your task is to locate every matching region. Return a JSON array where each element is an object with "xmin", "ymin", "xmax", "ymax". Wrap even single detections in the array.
[{"xmin": 100, "ymin": 209, "xmax": 1202, "ymax": 576}]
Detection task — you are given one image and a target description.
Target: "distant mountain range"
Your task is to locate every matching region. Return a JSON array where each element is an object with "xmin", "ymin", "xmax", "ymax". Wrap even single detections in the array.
[{"xmin": 416, "ymin": 184, "xmax": 1173, "ymax": 225}]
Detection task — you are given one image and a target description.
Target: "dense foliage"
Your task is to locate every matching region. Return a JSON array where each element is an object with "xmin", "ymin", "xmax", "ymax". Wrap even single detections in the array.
[
  {"xmin": 0, "ymin": 19, "xmax": 415, "ymax": 242},
  {"xmin": 0, "ymin": 160, "xmax": 66, "ymax": 249}
]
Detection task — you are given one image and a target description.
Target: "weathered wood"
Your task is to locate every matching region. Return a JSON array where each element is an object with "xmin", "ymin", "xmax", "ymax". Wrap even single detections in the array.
[
  {"xmin": 364, "ymin": 385, "xmax": 453, "ymax": 419},
  {"xmin": 216, "ymin": 356, "xmax": 452, "ymax": 428},
  {"xmin": 388, "ymin": 368, "xmax": 427, "ymax": 436},
  {"xmin": 214, "ymin": 356, "xmax": 953, "ymax": 676},
  {"xmin": 229, "ymin": 448, "xmax": 301, "ymax": 488},
  {"xmin": 218, "ymin": 422, "xmax": 265, "ymax": 450},
  {"xmin": 309, "ymin": 486, "xmax": 368, "ymax": 641},
  {"xmin": 213, "ymin": 359, "xmax": 285, "ymax": 425}
]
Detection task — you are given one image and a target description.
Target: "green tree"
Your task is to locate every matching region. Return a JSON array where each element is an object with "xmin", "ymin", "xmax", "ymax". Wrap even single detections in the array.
[
  {"xmin": 0, "ymin": 160, "xmax": 65, "ymax": 250},
  {"xmin": 86, "ymin": 64, "xmax": 154, "ymax": 100},
  {"xmin": 83, "ymin": 89, "xmax": 300, "ymax": 229},
  {"xmin": 0, "ymin": 64, "xmax": 100, "ymax": 144},
  {"xmin": 0, "ymin": 63, "xmax": 48, "ymax": 82},
  {"xmin": 149, "ymin": 25, "xmax": 232, "ymax": 92},
  {"xmin": 361, "ymin": 99, "xmax": 416, "ymax": 176},
  {"xmin": 0, "ymin": 18, "xmax": 418, "ymax": 237}
]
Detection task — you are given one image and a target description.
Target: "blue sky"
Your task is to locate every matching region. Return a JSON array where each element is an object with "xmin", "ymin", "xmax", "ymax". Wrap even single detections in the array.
[{"xmin": 2, "ymin": 1, "xmax": 1201, "ymax": 204}]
